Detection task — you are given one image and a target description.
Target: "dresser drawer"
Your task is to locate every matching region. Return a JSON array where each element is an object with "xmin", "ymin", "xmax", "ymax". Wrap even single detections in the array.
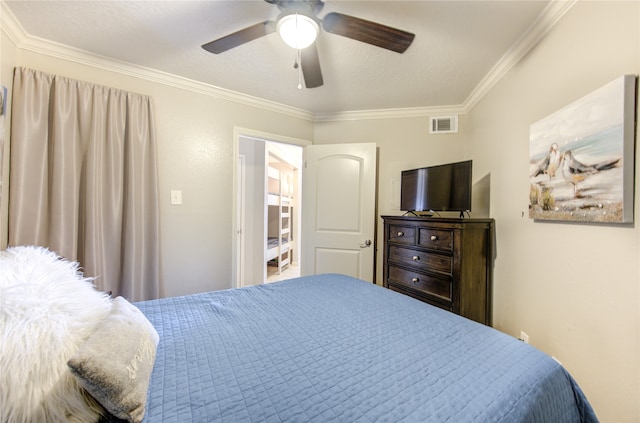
[
  {"xmin": 418, "ymin": 228, "xmax": 453, "ymax": 251},
  {"xmin": 387, "ymin": 284, "xmax": 453, "ymax": 312},
  {"xmin": 388, "ymin": 225, "xmax": 416, "ymax": 245},
  {"xmin": 387, "ymin": 265, "xmax": 452, "ymax": 302},
  {"xmin": 388, "ymin": 245, "xmax": 452, "ymax": 275}
]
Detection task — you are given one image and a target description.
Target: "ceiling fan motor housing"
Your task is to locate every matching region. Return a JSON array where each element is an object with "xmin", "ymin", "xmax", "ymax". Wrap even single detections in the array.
[{"xmin": 268, "ymin": 0, "xmax": 325, "ymax": 16}]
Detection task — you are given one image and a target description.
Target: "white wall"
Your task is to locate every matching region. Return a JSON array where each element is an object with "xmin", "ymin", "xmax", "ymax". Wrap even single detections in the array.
[{"xmin": 315, "ymin": 2, "xmax": 640, "ymax": 421}]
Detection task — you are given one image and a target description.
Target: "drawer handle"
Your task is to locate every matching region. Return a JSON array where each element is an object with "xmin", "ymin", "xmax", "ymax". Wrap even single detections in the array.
[
  {"xmin": 397, "ymin": 231, "xmax": 404, "ymax": 237},
  {"xmin": 411, "ymin": 277, "xmax": 419, "ymax": 283},
  {"xmin": 430, "ymin": 235, "xmax": 438, "ymax": 241},
  {"xmin": 412, "ymin": 255, "xmax": 420, "ymax": 261}
]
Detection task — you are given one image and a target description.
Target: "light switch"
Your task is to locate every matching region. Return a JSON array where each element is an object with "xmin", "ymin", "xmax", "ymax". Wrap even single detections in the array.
[{"xmin": 170, "ymin": 190, "xmax": 182, "ymax": 205}]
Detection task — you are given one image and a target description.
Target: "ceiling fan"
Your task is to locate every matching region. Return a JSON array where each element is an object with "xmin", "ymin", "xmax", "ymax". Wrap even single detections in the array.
[{"xmin": 201, "ymin": 0, "xmax": 415, "ymax": 89}]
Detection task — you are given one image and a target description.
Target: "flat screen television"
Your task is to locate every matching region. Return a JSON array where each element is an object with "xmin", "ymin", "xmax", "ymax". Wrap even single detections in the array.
[{"xmin": 400, "ymin": 160, "xmax": 472, "ymax": 216}]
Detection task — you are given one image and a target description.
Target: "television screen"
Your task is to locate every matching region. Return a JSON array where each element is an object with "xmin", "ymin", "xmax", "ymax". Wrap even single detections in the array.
[{"xmin": 400, "ymin": 160, "xmax": 472, "ymax": 213}]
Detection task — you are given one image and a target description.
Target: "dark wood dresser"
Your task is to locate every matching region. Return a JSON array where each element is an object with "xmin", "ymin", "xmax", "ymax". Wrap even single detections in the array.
[{"xmin": 382, "ymin": 215, "xmax": 494, "ymax": 325}]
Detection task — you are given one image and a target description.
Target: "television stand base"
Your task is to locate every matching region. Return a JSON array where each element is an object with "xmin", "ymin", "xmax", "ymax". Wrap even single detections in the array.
[{"xmin": 404, "ymin": 211, "xmax": 433, "ymax": 217}]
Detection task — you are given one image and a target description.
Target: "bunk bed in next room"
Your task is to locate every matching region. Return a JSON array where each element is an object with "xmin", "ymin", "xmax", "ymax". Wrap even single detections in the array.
[{"xmin": 266, "ymin": 152, "xmax": 295, "ymax": 275}]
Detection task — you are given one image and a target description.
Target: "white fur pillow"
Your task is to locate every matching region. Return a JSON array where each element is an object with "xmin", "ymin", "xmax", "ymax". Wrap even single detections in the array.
[{"xmin": 0, "ymin": 245, "xmax": 113, "ymax": 423}]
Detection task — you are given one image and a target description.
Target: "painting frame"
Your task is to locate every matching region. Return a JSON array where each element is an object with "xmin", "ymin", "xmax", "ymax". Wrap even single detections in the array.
[{"xmin": 528, "ymin": 75, "xmax": 637, "ymax": 224}]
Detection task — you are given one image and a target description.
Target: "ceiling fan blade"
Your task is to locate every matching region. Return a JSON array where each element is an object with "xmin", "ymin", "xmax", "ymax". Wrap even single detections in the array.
[
  {"xmin": 322, "ymin": 12, "xmax": 414, "ymax": 53},
  {"xmin": 301, "ymin": 44, "xmax": 323, "ymax": 88},
  {"xmin": 202, "ymin": 21, "xmax": 275, "ymax": 54}
]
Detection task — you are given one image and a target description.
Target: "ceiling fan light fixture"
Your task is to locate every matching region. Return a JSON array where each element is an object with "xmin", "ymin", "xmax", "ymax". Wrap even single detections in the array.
[{"xmin": 277, "ymin": 13, "xmax": 318, "ymax": 49}]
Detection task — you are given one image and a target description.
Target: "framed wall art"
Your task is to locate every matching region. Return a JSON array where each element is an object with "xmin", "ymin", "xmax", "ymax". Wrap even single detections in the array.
[{"xmin": 529, "ymin": 74, "xmax": 637, "ymax": 223}]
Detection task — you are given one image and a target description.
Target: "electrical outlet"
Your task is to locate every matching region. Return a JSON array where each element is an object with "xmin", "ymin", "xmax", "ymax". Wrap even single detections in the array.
[
  {"xmin": 170, "ymin": 190, "xmax": 182, "ymax": 205},
  {"xmin": 519, "ymin": 331, "xmax": 530, "ymax": 344}
]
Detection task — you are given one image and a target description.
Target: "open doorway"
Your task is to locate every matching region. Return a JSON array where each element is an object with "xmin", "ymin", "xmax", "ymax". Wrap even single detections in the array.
[
  {"xmin": 265, "ymin": 143, "xmax": 301, "ymax": 283},
  {"xmin": 235, "ymin": 132, "xmax": 305, "ymax": 287}
]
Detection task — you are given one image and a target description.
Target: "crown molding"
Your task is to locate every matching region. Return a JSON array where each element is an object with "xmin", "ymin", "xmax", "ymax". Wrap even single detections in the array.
[
  {"xmin": 0, "ymin": 2, "xmax": 314, "ymax": 122},
  {"xmin": 314, "ymin": 104, "xmax": 467, "ymax": 123},
  {"xmin": 2, "ymin": 0, "xmax": 575, "ymax": 123},
  {"xmin": 462, "ymin": 0, "xmax": 577, "ymax": 112},
  {"xmin": 318, "ymin": 0, "xmax": 577, "ymax": 122},
  {"xmin": 0, "ymin": 1, "xmax": 26, "ymax": 46}
]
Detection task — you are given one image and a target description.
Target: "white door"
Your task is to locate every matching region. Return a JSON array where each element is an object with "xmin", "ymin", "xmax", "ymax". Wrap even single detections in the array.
[{"xmin": 301, "ymin": 143, "xmax": 377, "ymax": 282}]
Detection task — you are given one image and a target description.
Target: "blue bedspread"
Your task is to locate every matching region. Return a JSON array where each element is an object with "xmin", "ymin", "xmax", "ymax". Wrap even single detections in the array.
[{"xmin": 136, "ymin": 274, "xmax": 598, "ymax": 422}]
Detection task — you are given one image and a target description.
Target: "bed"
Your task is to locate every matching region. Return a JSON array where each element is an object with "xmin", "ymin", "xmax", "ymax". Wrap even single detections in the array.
[
  {"xmin": 266, "ymin": 236, "xmax": 290, "ymax": 261},
  {"xmin": 132, "ymin": 273, "xmax": 597, "ymax": 422},
  {"xmin": 0, "ymin": 246, "xmax": 597, "ymax": 423}
]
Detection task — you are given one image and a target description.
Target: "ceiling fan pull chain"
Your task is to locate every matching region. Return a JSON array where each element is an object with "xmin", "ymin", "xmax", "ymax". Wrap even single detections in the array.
[{"xmin": 297, "ymin": 49, "xmax": 303, "ymax": 89}]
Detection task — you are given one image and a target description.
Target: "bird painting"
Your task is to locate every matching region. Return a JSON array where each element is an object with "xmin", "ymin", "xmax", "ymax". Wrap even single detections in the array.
[
  {"xmin": 560, "ymin": 150, "xmax": 621, "ymax": 197},
  {"xmin": 528, "ymin": 75, "xmax": 634, "ymax": 223},
  {"xmin": 531, "ymin": 143, "xmax": 561, "ymax": 182}
]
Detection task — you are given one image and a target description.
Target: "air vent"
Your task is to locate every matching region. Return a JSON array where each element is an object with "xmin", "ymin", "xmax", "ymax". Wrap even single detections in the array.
[{"xmin": 429, "ymin": 116, "xmax": 458, "ymax": 134}]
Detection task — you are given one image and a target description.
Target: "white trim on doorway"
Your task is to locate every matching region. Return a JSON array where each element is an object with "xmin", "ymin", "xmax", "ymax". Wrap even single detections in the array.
[
  {"xmin": 232, "ymin": 127, "xmax": 311, "ymax": 289},
  {"xmin": 236, "ymin": 153, "xmax": 246, "ymax": 287}
]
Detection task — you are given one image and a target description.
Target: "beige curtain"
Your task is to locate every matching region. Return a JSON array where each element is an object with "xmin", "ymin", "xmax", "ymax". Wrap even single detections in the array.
[{"xmin": 9, "ymin": 67, "xmax": 163, "ymax": 301}]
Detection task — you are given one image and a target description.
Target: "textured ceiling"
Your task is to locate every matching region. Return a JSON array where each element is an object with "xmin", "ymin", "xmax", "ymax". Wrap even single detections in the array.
[{"xmin": 4, "ymin": 0, "xmax": 552, "ymax": 114}]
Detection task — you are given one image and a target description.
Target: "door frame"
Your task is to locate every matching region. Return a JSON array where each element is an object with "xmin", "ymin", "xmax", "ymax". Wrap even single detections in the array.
[
  {"xmin": 236, "ymin": 153, "xmax": 246, "ymax": 287},
  {"xmin": 232, "ymin": 127, "xmax": 311, "ymax": 289}
]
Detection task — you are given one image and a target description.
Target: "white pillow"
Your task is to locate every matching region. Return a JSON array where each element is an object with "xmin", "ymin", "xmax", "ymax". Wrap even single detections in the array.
[{"xmin": 0, "ymin": 245, "xmax": 113, "ymax": 423}]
